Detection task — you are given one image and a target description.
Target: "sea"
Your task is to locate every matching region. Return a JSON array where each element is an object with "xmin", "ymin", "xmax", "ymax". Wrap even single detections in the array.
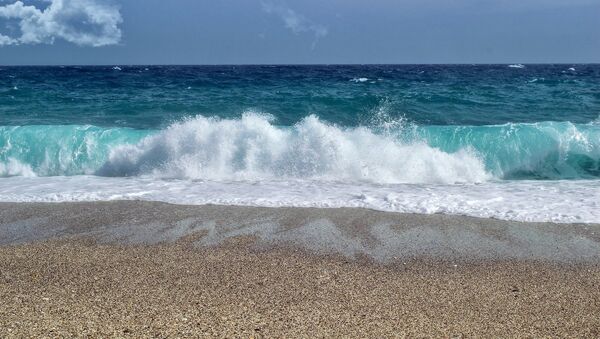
[{"xmin": 0, "ymin": 64, "xmax": 599, "ymax": 223}]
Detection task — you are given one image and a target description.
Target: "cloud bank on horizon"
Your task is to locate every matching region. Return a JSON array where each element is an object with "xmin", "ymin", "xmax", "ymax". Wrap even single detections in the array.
[{"xmin": 0, "ymin": 0, "xmax": 121, "ymax": 47}]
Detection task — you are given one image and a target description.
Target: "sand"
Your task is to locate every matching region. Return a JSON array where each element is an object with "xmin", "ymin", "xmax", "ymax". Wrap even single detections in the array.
[{"xmin": 1, "ymin": 201, "xmax": 600, "ymax": 337}]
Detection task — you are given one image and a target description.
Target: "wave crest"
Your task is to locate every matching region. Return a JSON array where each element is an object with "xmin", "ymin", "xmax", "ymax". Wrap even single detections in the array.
[
  {"xmin": 3, "ymin": 113, "xmax": 598, "ymax": 182},
  {"xmin": 97, "ymin": 113, "xmax": 490, "ymax": 184}
]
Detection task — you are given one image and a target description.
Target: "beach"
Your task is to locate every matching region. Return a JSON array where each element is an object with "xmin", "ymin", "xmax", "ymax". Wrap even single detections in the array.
[
  {"xmin": 1, "ymin": 201, "xmax": 600, "ymax": 337},
  {"xmin": 1, "ymin": 3, "xmax": 599, "ymax": 336}
]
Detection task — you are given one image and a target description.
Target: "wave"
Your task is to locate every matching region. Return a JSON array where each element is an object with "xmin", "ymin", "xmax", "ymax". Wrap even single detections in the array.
[
  {"xmin": 98, "ymin": 114, "xmax": 489, "ymax": 184},
  {"xmin": 412, "ymin": 121, "xmax": 600, "ymax": 179},
  {"xmin": 1, "ymin": 113, "xmax": 599, "ymax": 182},
  {"xmin": 0, "ymin": 125, "xmax": 147, "ymax": 176}
]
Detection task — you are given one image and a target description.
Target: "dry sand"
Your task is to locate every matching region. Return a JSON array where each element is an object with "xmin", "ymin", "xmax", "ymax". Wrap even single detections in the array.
[{"xmin": 1, "ymin": 201, "xmax": 600, "ymax": 337}]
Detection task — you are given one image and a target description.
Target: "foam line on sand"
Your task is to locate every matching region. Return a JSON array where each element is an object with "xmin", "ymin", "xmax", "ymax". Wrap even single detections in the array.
[{"xmin": 1, "ymin": 201, "xmax": 600, "ymax": 262}]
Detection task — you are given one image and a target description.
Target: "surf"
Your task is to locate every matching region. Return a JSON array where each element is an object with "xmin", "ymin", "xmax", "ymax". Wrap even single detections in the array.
[{"xmin": 1, "ymin": 112, "xmax": 599, "ymax": 182}]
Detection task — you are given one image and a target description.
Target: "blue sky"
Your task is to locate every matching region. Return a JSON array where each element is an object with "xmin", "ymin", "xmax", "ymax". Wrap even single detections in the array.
[{"xmin": 0, "ymin": 0, "xmax": 599, "ymax": 65}]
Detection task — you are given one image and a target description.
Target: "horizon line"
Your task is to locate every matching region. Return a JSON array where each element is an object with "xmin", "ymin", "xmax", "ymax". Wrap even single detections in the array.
[{"xmin": 1, "ymin": 62, "xmax": 599, "ymax": 67}]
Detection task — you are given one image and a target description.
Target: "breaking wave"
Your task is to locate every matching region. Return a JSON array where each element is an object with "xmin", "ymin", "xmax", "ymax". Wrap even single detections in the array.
[{"xmin": 1, "ymin": 112, "xmax": 599, "ymax": 182}]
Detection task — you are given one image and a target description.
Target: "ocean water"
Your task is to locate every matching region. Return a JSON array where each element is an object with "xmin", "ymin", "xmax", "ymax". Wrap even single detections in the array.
[{"xmin": 1, "ymin": 65, "xmax": 599, "ymax": 223}]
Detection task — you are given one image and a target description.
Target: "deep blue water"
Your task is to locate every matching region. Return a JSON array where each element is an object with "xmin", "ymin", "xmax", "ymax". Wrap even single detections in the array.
[
  {"xmin": 2, "ymin": 64, "xmax": 599, "ymax": 127},
  {"xmin": 0, "ymin": 65, "xmax": 599, "ymax": 180}
]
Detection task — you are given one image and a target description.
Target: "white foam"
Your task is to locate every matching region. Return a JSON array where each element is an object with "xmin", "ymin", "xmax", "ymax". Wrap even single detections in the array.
[
  {"xmin": 0, "ymin": 176, "xmax": 598, "ymax": 223},
  {"xmin": 350, "ymin": 77, "xmax": 369, "ymax": 82},
  {"xmin": 97, "ymin": 113, "xmax": 490, "ymax": 184},
  {"xmin": 508, "ymin": 64, "xmax": 525, "ymax": 69},
  {"xmin": 0, "ymin": 158, "xmax": 36, "ymax": 177}
]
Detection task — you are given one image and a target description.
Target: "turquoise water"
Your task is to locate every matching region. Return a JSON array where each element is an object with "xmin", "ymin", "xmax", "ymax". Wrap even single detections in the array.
[
  {"xmin": 1, "ymin": 119, "xmax": 598, "ymax": 180},
  {"xmin": 0, "ymin": 65, "xmax": 599, "ymax": 181}
]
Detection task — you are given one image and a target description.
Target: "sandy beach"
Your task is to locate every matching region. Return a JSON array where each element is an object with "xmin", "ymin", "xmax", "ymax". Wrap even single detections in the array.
[
  {"xmin": 1, "ymin": 201, "xmax": 600, "ymax": 337},
  {"xmin": 2, "ymin": 1, "xmax": 600, "ymax": 336}
]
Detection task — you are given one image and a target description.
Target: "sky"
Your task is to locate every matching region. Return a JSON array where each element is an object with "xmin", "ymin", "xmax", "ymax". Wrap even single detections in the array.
[{"xmin": 0, "ymin": 0, "xmax": 599, "ymax": 65}]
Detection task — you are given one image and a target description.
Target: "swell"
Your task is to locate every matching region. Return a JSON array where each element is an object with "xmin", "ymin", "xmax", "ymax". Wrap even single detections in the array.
[
  {"xmin": 0, "ymin": 113, "xmax": 599, "ymax": 183},
  {"xmin": 0, "ymin": 125, "xmax": 148, "ymax": 176},
  {"xmin": 412, "ymin": 120, "xmax": 600, "ymax": 179}
]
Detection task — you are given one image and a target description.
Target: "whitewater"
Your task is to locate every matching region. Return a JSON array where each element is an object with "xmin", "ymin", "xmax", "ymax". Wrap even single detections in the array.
[
  {"xmin": 2, "ymin": 64, "xmax": 599, "ymax": 223},
  {"xmin": 1, "ymin": 112, "xmax": 599, "ymax": 223}
]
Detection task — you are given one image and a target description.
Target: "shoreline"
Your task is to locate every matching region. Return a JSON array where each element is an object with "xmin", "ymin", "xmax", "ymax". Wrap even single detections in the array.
[
  {"xmin": 2, "ymin": 201, "xmax": 600, "ymax": 336},
  {"xmin": 1, "ymin": 201, "xmax": 600, "ymax": 262},
  {"xmin": 2, "ymin": 176, "xmax": 599, "ymax": 224}
]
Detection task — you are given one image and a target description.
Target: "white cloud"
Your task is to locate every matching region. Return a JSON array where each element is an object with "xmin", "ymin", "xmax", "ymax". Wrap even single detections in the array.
[
  {"xmin": 262, "ymin": 1, "xmax": 328, "ymax": 49},
  {"xmin": 0, "ymin": 0, "xmax": 122, "ymax": 47}
]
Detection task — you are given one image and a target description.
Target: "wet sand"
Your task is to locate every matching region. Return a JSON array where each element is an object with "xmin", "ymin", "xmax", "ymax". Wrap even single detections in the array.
[{"xmin": 1, "ymin": 201, "xmax": 600, "ymax": 337}]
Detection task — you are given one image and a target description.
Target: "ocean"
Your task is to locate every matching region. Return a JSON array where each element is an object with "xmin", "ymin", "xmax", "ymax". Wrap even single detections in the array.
[{"xmin": 0, "ymin": 64, "xmax": 599, "ymax": 223}]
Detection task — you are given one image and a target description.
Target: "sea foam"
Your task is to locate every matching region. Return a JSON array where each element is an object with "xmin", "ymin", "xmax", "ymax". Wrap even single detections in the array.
[
  {"xmin": 98, "ymin": 113, "xmax": 490, "ymax": 184},
  {"xmin": 1, "ymin": 176, "xmax": 598, "ymax": 223},
  {"xmin": 1, "ymin": 113, "xmax": 599, "ymax": 181},
  {"xmin": 0, "ymin": 158, "xmax": 35, "ymax": 177},
  {"xmin": 1, "ymin": 113, "xmax": 600, "ymax": 223}
]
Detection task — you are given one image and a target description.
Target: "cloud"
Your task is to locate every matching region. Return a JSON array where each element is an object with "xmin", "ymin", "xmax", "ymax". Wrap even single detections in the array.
[
  {"xmin": 261, "ymin": 1, "xmax": 327, "ymax": 49},
  {"xmin": 0, "ymin": 0, "xmax": 122, "ymax": 47}
]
